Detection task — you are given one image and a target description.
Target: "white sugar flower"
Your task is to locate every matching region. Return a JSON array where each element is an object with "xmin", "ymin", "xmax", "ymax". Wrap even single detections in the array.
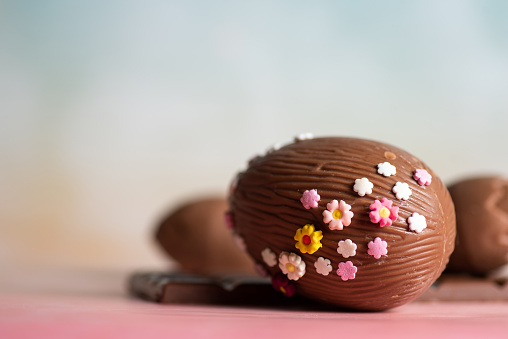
[
  {"xmin": 232, "ymin": 233, "xmax": 246, "ymax": 251},
  {"xmin": 314, "ymin": 257, "xmax": 333, "ymax": 276},
  {"xmin": 254, "ymin": 263, "xmax": 269, "ymax": 277},
  {"xmin": 408, "ymin": 212, "xmax": 427, "ymax": 233},
  {"xmin": 279, "ymin": 251, "xmax": 306, "ymax": 281},
  {"xmin": 353, "ymin": 177, "xmax": 373, "ymax": 197},
  {"xmin": 261, "ymin": 248, "xmax": 277, "ymax": 267},
  {"xmin": 337, "ymin": 239, "xmax": 357, "ymax": 258},
  {"xmin": 392, "ymin": 182, "xmax": 412, "ymax": 200},
  {"xmin": 295, "ymin": 132, "xmax": 314, "ymax": 141},
  {"xmin": 377, "ymin": 162, "xmax": 396, "ymax": 177}
]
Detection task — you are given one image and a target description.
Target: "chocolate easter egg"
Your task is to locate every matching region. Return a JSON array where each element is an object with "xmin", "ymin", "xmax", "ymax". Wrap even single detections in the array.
[
  {"xmin": 228, "ymin": 137, "xmax": 456, "ymax": 310},
  {"xmin": 156, "ymin": 197, "xmax": 255, "ymax": 275},
  {"xmin": 447, "ymin": 176, "xmax": 508, "ymax": 278}
]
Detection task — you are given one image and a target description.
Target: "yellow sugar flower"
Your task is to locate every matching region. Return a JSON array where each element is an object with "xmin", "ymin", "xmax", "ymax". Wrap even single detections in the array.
[{"xmin": 294, "ymin": 224, "xmax": 323, "ymax": 254}]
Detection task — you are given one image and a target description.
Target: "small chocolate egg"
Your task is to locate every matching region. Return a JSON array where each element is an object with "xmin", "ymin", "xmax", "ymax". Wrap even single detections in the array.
[{"xmin": 156, "ymin": 197, "xmax": 255, "ymax": 275}]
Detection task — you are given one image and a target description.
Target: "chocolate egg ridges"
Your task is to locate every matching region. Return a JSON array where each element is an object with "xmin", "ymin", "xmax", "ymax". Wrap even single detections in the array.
[{"xmin": 229, "ymin": 137, "xmax": 455, "ymax": 311}]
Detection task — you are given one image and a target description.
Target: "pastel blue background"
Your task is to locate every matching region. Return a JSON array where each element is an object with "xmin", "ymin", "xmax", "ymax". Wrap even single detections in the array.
[{"xmin": 1, "ymin": 0, "xmax": 508, "ymax": 270}]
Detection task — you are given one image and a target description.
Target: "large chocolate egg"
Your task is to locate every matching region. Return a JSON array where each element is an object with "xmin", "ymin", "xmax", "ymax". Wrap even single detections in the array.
[
  {"xmin": 447, "ymin": 176, "xmax": 508, "ymax": 277},
  {"xmin": 228, "ymin": 137, "xmax": 456, "ymax": 310}
]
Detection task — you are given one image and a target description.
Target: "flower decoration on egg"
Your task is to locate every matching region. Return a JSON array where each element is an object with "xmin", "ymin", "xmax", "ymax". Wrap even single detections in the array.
[
  {"xmin": 353, "ymin": 177, "xmax": 374, "ymax": 197},
  {"xmin": 295, "ymin": 132, "xmax": 314, "ymax": 141},
  {"xmin": 224, "ymin": 211, "xmax": 234, "ymax": 230},
  {"xmin": 337, "ymin": 239, "xmax": 357, "ymax": 258},
  {"xmin": 261, "ymin": 248, "xmax": 277, "ymax": 267},
  {"xmin": 322, "ymin": 200, "xmax": 354, "ymax": 230},
  {"xmin": 414, "ymin": 169, "xmax": 432, "ymax": 186},
  {"xmin": 294, "ymin": 224, "xmax": 323, "ymax": 254},
  {"xmin": 300, "ymin": 189, "xmax": 320, "ymax": 209},
  {"xmin": 266, "ymin": 142, "xmax": 283, "ymax": 154},
  {"xmin": 370, "ymin": 198, "xmax": 399, "ymax": 227},
  {"xmin": 254, "ymin": 263, "xmax": 269, "ymax": 277},
  {"xmin": 337, "ymin": 261, "xmax": 357, "ymax": 281},
  {"xmin": 408, "ymin": 212, "xmax": 428, "ymax": 233},
  {"xmin": 314, "ymin": 257, "xmax": 333, "ymax": 276},
  {"xmin": 392, "ymin": 182, "xmax": 412, "ymax": 200},
  {"xmin": 377, "ymin": 162, "xmax": 396, "ymax": 177},
  {"xmin": 368, "ymin": 237, "xmax": 388, "ymax": 259},
  {"xmin": 279, "ymin": 252, "xmax": 306, "ymax": 281},
  {"xmin": 232, "ymin": 233, "xmax": 247, "ymax": 251},
  {"xmin": 272, "ymin": 274, "xmax": 296, "ymax": 297}
]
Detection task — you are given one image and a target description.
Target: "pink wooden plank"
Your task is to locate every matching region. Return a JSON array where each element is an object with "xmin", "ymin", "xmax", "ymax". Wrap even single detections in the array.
[{"xmin": 1, "ymin": 292, "xmax": 508, "ymax": 339}]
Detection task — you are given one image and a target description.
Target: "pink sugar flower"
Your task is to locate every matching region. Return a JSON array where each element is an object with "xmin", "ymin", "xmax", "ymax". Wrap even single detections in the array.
[
  {"xmin": 232, "ymin": 233, "xmax": 247, "ymax": 251},
  {"xmin": 368, "ymin": 237, "xmax": 388, "ymax": 259},
  {"xmin": 224, "ymin": 211, "xmax": 234, "ymax": 230},
  {"xmin": 337, "ymin": 239, "xmax": 357, "ymax": 258},
  {"xmin": 337, "ymin": 261, "xmax": 357, "ymax": 281},
  {"xmin": 322, "ymin": 199, "xmax": 354, "ymax": 231},
  {"xmin": 300, "ymin": 189, "xmax": 320, "ymax": 209},
  {"xmin": 279, "ymin": 251, "xmax": 306, "ymax": 281},
  {"xmin": 414, "ymin": 169, "xmax": 432, "ymax": 186},
  {"xmin": 254, "ymin": 263, "xmax": 269, "ymax": 277},
  {"xmin": 369, "ymin": 198, "xmax": 399, "ymax": 227}
]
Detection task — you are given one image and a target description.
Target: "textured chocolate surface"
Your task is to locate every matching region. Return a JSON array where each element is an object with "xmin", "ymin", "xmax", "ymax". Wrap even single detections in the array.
[
  {"xmin": 447, "ymin": 177, "xmax": 508, "ymax": 275},
  {"xmin": 156, "ymin": 198, "xmax": 255, "ymax": 275},
  {"xmin": 229, "ymin": 137, "xmax": 456, "ymax": 310}
]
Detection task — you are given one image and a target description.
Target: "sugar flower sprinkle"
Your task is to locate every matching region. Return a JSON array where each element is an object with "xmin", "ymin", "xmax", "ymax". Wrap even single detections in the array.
[
  {"xmin": 295, "ymin": 132, "xmax": 314, "ymax": 141},
  {"xmin": 392, "ymin": 182, "xmax": 412, "ymax": 200},
  {"xmin": 254, "ymin": 263, "xmax": 269, "ymax": 277},
  {"xmin": 368, "ymin": 237, "xmax": 388, "ymax": 259},
  {"xmin": 314, "ymin": 257, "xmax": 333, "ymax": 276},
  {"xmin": 261, "ymin": 248, "xmax": 277, "ymax": 267},
  {"xmin": 353, "ymin": 178, "xmax": 374, "ymax": 197},
  {"xmin": 224, "ymin": 211, "xmax": 234, "ymax": 230},
  {"xmin": 232, "ymin": 233, "xmax": 247, "ymax": 251},
  {"xmin": 337, "ymin": 261, "xmax": 358, "ymax": 281},
  {"xmin": 377, "ymin": 162, "xmax": 396, "ymax": 177},
  {"xmin": 300, "ymin": 189, "xmax": 320, "ymax": 209},
  {"xmin": 322, "ymin": 199, "xmax": 354, "ymax": 231},
  {"xmin": 337, "ymin": 239, "xmax": 357, "ymax": 258},
  {"xmin": 294, "ymin": 224, "xmax": 323, "ymax": 254},
  {"xmin": 271, "ymin": 274, "xmax": 296, "ymax": 297},
  {"xmin": 369, "ymin": 198, "xmax": 399, "ymax": 227},
  {"xmin": 408, "ymin": 212, "xmax": 428, "ymax": 233},
  {"xmin": 414, "ymin": 169, "xmax": 432, "ymax": 186}
]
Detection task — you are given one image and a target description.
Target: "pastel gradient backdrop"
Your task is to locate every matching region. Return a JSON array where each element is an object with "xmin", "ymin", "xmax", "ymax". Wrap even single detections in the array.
[{"xmin": 1, "ymin": 0, "xmax": 508, "ymax": 272}]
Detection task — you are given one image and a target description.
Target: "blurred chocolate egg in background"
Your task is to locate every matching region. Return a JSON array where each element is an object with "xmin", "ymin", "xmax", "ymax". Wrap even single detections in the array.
[
  {"xmin": 156, "ymin": 197, "xmax": 255, "ymax": 275},
  {"xmin": 447, "ymin": 176, "xmax": 508, "ymax": 279}
]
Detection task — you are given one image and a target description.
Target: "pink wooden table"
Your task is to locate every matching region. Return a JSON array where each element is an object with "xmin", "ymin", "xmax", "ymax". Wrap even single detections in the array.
[{"xmin": 1, "ymin": 268, "xmax": 507, "ymax": 338}]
